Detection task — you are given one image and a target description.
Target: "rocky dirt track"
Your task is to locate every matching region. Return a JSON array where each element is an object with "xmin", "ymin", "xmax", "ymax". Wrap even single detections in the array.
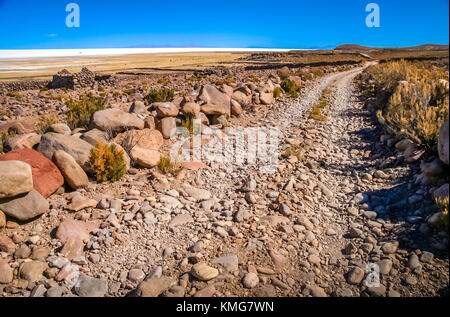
[{"xmin": 1, "ymin": 65, "xmax": 448, "ymax": 297}]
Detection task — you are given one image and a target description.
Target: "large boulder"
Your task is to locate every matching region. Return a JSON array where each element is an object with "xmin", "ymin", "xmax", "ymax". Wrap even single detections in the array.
[
  {"xmin": 0, "ymin": 161, "xmax": 34, "ymax": 199},
  {"xmin": 231, "ymin": 91, "xmax": 251, "ymax": 107},
  {"xmin": 259, "ymin": 92, "xmax": 274, "ymax": 105},
  {"xmin": 90, "ymin": 108, "xmax": 144, "ymax": 133},
  {"xmin": 121, "ymin": 129, "xmax": 163, "ymax": 151},
  {"xmin": 130, "ymin": 147, "xmax": 160, "ymax": 168},
  {"xmin": 37, "ymin": 133, "xmax": 93, "ymax": 172},
  {"xmin": 0, "ymin": 148, "xmax": 64, "ymax": 198},
  {"xmin": 153, "ymin": 102, "xmax": 179, "ymax": 118},
  {"xmin": 157, "ymin": 117, "xmax": 177, "ymax": 139},
  {"xmin": 53, "ymin": 150, "xmax": 89, "ymax": 190},
  {"xmin": 438, "ymin": 119, "xmax": 448, "ymax": 165},
  {"xmin": 81, "ymin": 128, "xmax": 108, "ymax": 146},
  {"xmin": 0, "ymin": 189, "xmax": 49, "ymax": 221},
  {"xmin": 198, "ymin": 84, "xmax": 230, "ymax": 116},
  {"xmin": 230, "ymin": 99, "xmax": 243, "ymax": 116}
]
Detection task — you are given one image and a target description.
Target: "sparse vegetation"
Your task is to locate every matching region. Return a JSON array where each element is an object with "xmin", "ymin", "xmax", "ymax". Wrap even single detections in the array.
[
  {"xmin": 181, "ymin": 116, "xmax": 195, "ymax": 135},
  {"xmin": 309, "ymin": 87, "xmax": 332, "ymax": 121},
  {"xmin": 124, "ymin": 88, "xmax": 135, "ymax": 95},
  {"xmin": 35, "ymin": 112, "xmax": 59, "ymax": 134},
  {"xmin": 357, "ymin": 60, "xmax": 449, "ymax": 148},
  {"xmin": 157, "ymin": 155, "xmax": 183, "ymax": 175},
  {"xmin": 89, "ymin": 142, "xmax": 127, "ymax": 182},
  {"xmin": 248, "ymin": 75, "xmax": 259, "ymax": 83},
  {"xmin": 144, "ymin": 88, "xmax": 174, "ymax": 105},
  {"xmin": 435, "ymin": 196, "xmax": 449, "ymax": 229},
  {"xmin": 281, "ymin": 79, "xmax": 301, "ymax": 98},
  {"xmin": 0, "ymin": 129, "xmax": 16, "ymax": 153},
  {"xmin": 273, "ymin": 87, "xmax": 282, "ymax": 98},
  {"xmin": 216, "ymin": 74, "xmax": 235, "ymax": 86},
  {"xmin": 7, "ymin": 91, "xmax": 21, "ymax": 100},
  {"xmin": 283, "ymin": 144, "xmax": 303, "ymax": 160},
  {"xmin": 66, "ymin": 93, "xmax": 108, "ymax": 129},
  {"xmin": 157, "ymin": 77, "xmax": 171, "ymax": 85}
]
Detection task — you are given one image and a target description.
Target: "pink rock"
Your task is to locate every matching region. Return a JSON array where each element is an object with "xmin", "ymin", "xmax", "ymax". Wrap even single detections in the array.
[
  {"xmin": 181, "ymin": 161, "xmax": 207, "ymax": 170},
  {"xmin": 0, "ymin": 259, "xmax": 14, "ymax": 284},
  {"xmin": 194, "ymin": 285, "xmax": 216, "ymax": 297},
  {"xmin": 67, "ymin": 198, "xmax": 98, "ymax": 211},
  {"xmin": 56, "ymin": 218, "xmax": 100, "ymax": 260},
  {"xmin": 0, "ymin": 148, "xmax": 64, "ymax": 198},
  {"xmin": 269, "ymin": 249, "xmax": 288, "ymax": 270}
]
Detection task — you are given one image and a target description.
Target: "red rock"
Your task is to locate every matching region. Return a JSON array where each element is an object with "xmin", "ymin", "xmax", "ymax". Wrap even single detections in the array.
[
  {"xmin": 0, "ymin": 148, "xmax": 64, "ymax": 198},
  {"xmin": 269, "ymin": 249, "xmax": 288, "ymax": 270}
]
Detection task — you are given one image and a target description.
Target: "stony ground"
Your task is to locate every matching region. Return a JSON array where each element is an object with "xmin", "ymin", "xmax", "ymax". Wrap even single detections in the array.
[{"xmin": 1, "ymin": 65, "xmax": 448, "ymax": 297}]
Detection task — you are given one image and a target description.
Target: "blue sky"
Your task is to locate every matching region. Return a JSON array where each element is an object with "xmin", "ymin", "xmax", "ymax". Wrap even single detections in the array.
[{"xmin": 0, "ymin": 0, "xmax": 448, "ymax": 49}]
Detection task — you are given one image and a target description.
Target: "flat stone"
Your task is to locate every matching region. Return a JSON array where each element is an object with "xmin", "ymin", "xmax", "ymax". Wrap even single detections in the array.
[
  {"xmin": 19, "ymin": 261, "xmax": 48, "ymax": 282},
  {"xmin": 136, "ymin": 276, "xmax": 175, "ymax": 297},
  {"xmin": 0, "ymin": 189, "xmax": 49, "ymax": 221},
  {"xmin": 191, "ymin": 263, "xmax": 219, "ymax": 281},
  {"xmin": 90, "ymin": 108, "xmax": 144, "ymax": 132}
]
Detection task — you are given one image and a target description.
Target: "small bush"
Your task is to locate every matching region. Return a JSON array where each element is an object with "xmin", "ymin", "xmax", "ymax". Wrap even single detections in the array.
[
  {"xmin": 124, "ymin": 88, "xmax": 135, "ymax": 95},
  {"xmin": 66, "ymin": 93, "xmax": 108, "ymax": 129},
  {"xmin": 157, "ymin": 156, "xmax": 183, "ymax": 175},
  {"xmin": 0, "ymin": 106, "xmax": 11, "ymax": 117},
  {"xmin": 215, "ymin": 75, "xmax": 235, "ymax": 86},
  {"xmin": 435, "ymin": 196, "xmax": 449, "ymax": 229},
  {"xmin": 283, "ymin": 144, "xmax": 302, "ymax": 160},
  {"xmin": 309, "ymin": 88, "xmax": 330, "ymax": 121},
  {"xmin": 281, "ymin": 79, "xmax": 301, "ymax": 98},
  {"xmin": 89, "ymin": 142, "xmax": 127, "ymax": 182},
  {"xmin": 273, "ymin": 87, "xmax": 282, "ymax": 98},
  {"xmin": 0, "ymin": 129, "xmax": 16, "ymax": 153},
  {"xmin": 7, "ymin": 91, "xmax": 21, "ymax": 100},
  {"xmin": 144, "ymin": 88, "xmax": 174, "ymax": 105},
  {"xmin": 181, "ymin": 116, "xmax": 195, "ymax": 135},
  {"xmin": 157, "ymin": 77, "xmax": 170, "ymax": 85},
  {"xmin": 35, "ymin": 112, "xmax": 60, "ymax": 134},
  {"xmin": 357, "ymin": 60, "xmax": 449, "ymax": 148},
  {"xmin": 248, "ymin": 75, "xmax": 259, "ymax": 83}
]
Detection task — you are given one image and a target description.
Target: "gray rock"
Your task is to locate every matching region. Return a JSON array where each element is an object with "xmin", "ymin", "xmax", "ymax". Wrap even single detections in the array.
[
  {"xmin": 0, "ymin": 189, "xmax": 49, "ymax": 221},
  {"xmin": 73, "ymin": 274, "xmax": 108, "ymax": 297}
]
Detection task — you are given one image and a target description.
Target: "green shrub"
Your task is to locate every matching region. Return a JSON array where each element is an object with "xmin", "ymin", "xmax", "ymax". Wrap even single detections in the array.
[
  {"xmin": 66, "ymin": 93, "xmax": 108, "ymax": 129},
  {"xmin": 273, "ymin": 87, "xmax": 283, "ymax": 98},
  {"xmin": 281, "ymin": 79, "xmax": 301, "ymax": 98},
  {"xmin": 283, "ymin": 144, "xmax": 302, "ymax": 160},
  {"xmin": 215, "ymin": 75, "xmax": 235, "ymax": 86},
  {"xmin": 144, "ymin": 88, "xmax": 174, "ymax": 105},
  {"xmin": 89, "ymin": 142, "xmax": 127, "ymax": 182}
]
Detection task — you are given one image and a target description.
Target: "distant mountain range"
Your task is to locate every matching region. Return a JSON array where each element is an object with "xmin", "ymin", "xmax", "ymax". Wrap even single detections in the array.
[{"xmin": 334, "ymin": 44, "xmax": 449, "ymax": 51}]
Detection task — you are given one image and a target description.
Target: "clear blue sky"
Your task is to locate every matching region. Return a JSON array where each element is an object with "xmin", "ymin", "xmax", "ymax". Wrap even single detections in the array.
[{"xmin": 0, "ymin": 0, "xmax": 448, "ymax": 49}]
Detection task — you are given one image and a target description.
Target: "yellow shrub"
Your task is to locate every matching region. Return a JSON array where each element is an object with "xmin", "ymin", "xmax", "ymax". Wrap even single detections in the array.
[
  {"xmin": 359, "ymin": 60, "xmax": 449, "ymax": 148},
  {"xmin": 66, "ymin": 93, "xmax": 108, "ymax": 129},
  {"xmin": 435, "ymin": 196, "xmax": 449, "ymax": 229},
  {"xmin": 89, "ymin": 142, "xmax": 127, "ymax": 182},
  {"xmin": 283, "ymin": 144, "xmax": 302, "ymax": 160},
  {"xmin": 0, "ymin": 129, "xmax": 16, "ymax": 153},
  {"xmin": 157, "ymin": 156, "xmax": 182, "ymax": 175}
]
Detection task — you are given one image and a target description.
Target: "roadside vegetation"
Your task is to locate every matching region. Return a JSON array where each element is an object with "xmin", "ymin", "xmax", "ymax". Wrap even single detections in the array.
[{"xmin": 357, "ymin": 60, "xmax": 449, "ymax": 149}]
